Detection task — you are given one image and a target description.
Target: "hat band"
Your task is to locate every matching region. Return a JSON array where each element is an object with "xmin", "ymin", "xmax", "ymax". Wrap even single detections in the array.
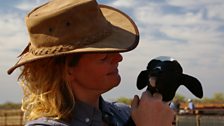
[{"xmin": 29, "ymin": 26, "xmax": 112, "ymax": 56}]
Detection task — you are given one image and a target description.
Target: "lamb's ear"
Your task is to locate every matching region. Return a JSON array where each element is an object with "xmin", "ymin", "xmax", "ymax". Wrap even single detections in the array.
[
  {"xmin": 181, "ymin": 74, "xmax": 203, "ymax": 98},
  {"xmin": 137, "ymin": 70, "xmax": 149, "ymax": 90}
]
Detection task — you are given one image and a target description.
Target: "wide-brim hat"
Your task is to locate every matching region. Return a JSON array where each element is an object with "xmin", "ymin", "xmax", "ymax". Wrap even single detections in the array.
[{"xmin": 8, "ymin": 0, "xmax": 139, "ymax": 74}]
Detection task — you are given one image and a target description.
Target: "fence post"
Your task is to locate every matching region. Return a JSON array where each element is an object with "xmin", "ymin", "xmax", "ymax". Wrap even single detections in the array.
[
  {"xmin": 175, "ymin": 115, "xmax": 179, "ymax": 126},
  {"xmin": 196, "ymin": 115, "xmax": 200, "ymax": 126},
  {"xmin": 4, "ymin": 112, "xmax": 7, "ymax": 126},
  {"xmin": 20, "ymin": 111, "xmax": 23, "ymax": 126}
]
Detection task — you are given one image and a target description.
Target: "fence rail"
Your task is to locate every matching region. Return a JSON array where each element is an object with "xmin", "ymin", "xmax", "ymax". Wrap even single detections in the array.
[
  {"xmin": 176, "ymin": 115, "xmax": 224, "ymax": 126},
  {"xmin": 0, "ymin": 110, "xmax": 24, "ymax": 126},
  {"xmin": 0, "ymin": 109, "xmax": 224, "ymax": 126}
]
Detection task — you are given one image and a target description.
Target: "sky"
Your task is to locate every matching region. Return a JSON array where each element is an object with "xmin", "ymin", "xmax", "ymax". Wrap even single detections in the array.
[{"xmin": 0, "ymin": 0, "xmax": 223, "ymax": 104}]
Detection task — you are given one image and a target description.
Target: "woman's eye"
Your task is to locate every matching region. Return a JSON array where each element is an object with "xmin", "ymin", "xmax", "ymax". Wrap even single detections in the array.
[
  {"xmin": 99, "ymin": 54, "xmax": 108, "ymax": 61},
  {"xmin": 93, "ymin": 53, "xmax": 111, "ymax": 62}
]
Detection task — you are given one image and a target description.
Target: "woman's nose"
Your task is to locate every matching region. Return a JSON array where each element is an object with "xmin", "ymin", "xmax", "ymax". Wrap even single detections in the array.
[{"xmin": 111, "ymin": 53, "xmax": 123, "ymax": 63}]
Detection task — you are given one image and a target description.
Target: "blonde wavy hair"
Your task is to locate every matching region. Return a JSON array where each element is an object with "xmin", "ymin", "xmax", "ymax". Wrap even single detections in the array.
[{"xmin": 18, "ymin": 54, "xmax": 81, "ymax": 121}]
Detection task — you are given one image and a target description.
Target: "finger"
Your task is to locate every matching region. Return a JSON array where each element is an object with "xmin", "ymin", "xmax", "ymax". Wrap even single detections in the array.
[
  {"xmin": 140, "ymin": 91, "xmax": 153, "ymax": 102},
  {"xmin": 153, "ymin": 92, "xmax": 163, "ymax": 100},
  {"xmin": 131, "ymin": 95, "xmax": 139, "ymax": 110},
  {"xmin": 142, "ymin": 90, "xmax": 152, "ymax": 97}
]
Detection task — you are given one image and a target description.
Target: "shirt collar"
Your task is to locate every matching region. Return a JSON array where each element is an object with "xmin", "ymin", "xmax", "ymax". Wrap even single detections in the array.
[
  {"xmin": 70, "ymin": 96, "xmax": 114, "ymax": 125},
  {"xmin": 70, "ymin": 99, "xmax": 102, "ymax": 125}
]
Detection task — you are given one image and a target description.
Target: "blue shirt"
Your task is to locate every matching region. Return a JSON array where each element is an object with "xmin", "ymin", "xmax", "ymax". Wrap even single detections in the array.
[{"xmin": 25, "ymin": 97, "xmax": 131, "ymax": 126}]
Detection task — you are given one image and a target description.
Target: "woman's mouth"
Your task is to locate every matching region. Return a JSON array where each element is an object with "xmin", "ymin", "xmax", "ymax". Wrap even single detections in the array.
[{"xmin": 107, "ymin": 69, "xmax": 119, "ymax": 75}]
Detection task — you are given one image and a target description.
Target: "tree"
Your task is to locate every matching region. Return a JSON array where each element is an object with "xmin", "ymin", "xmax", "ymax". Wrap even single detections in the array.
[
  {"xmin": 212, "ymin": 92, "xmax": 224, "ymax": 103},
  {"xmin": 116, "ymin": 97, "xmax": 132, "ymax": 105},
  {"xmin": 0, "ymin": 102, "xmax": 21, "ymax": 109},
  {"xmin": 174, "ymin": 94, "xmax": 186, "ymax": 102}
]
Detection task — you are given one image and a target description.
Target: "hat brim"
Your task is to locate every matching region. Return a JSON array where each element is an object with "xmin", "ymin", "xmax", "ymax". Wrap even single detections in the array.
[{"xmin": 8, "ymin": 5, "xmax": 139, "ymax": 74}]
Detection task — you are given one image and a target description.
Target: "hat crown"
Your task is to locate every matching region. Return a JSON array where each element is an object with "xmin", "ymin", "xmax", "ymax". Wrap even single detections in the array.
[
  {"xmin": 26, "ymin": 0, "xmax": 112, "ymax": 55},
  {"xmin": 8, "ymin": 0, "xmax": 139, "ymax": 75}
]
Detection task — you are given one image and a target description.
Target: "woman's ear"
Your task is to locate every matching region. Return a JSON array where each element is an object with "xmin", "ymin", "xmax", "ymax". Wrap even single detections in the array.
[
  {"xmin": 64, "ymin": 56, "xmax": 75, "ymax": 81},
  {"xmin": 64, "ymin": 54, "xmax": 81, "ymax": 81}
]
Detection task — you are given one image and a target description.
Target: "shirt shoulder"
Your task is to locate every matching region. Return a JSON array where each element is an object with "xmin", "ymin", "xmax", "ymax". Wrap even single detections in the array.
[
  {"xmin": 105, "ymin": 101, "xmax": 131, "ymax": 121},
  {"xmin": 111, "ymin": 102, "xmax": 131, "ymax": 115},
  {"xmin": 25, "ymin": 117, "xmax": 69, "ymax": 126}
]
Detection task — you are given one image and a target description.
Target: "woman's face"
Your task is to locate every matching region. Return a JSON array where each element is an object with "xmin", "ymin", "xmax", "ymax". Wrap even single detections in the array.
[{"xmin": 68, "ymin": 53, "xmax": 123, "ymax": 94}]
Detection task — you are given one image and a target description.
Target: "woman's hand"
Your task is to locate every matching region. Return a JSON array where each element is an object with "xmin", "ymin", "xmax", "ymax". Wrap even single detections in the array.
[{"xmin": 131, "ymin": 91, "xmax": 174, "ymax": 126}]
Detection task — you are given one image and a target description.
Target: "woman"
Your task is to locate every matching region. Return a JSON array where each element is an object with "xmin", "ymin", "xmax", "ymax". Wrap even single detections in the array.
[{"xmin": 8, "ymin": 0, "xmax": 173, "ymax": 125}]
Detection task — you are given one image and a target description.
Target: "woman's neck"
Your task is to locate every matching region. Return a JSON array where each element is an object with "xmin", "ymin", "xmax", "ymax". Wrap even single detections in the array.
[{"xmin": 72, "ymin": 86, "xmax": 102, "ymax": 109}]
